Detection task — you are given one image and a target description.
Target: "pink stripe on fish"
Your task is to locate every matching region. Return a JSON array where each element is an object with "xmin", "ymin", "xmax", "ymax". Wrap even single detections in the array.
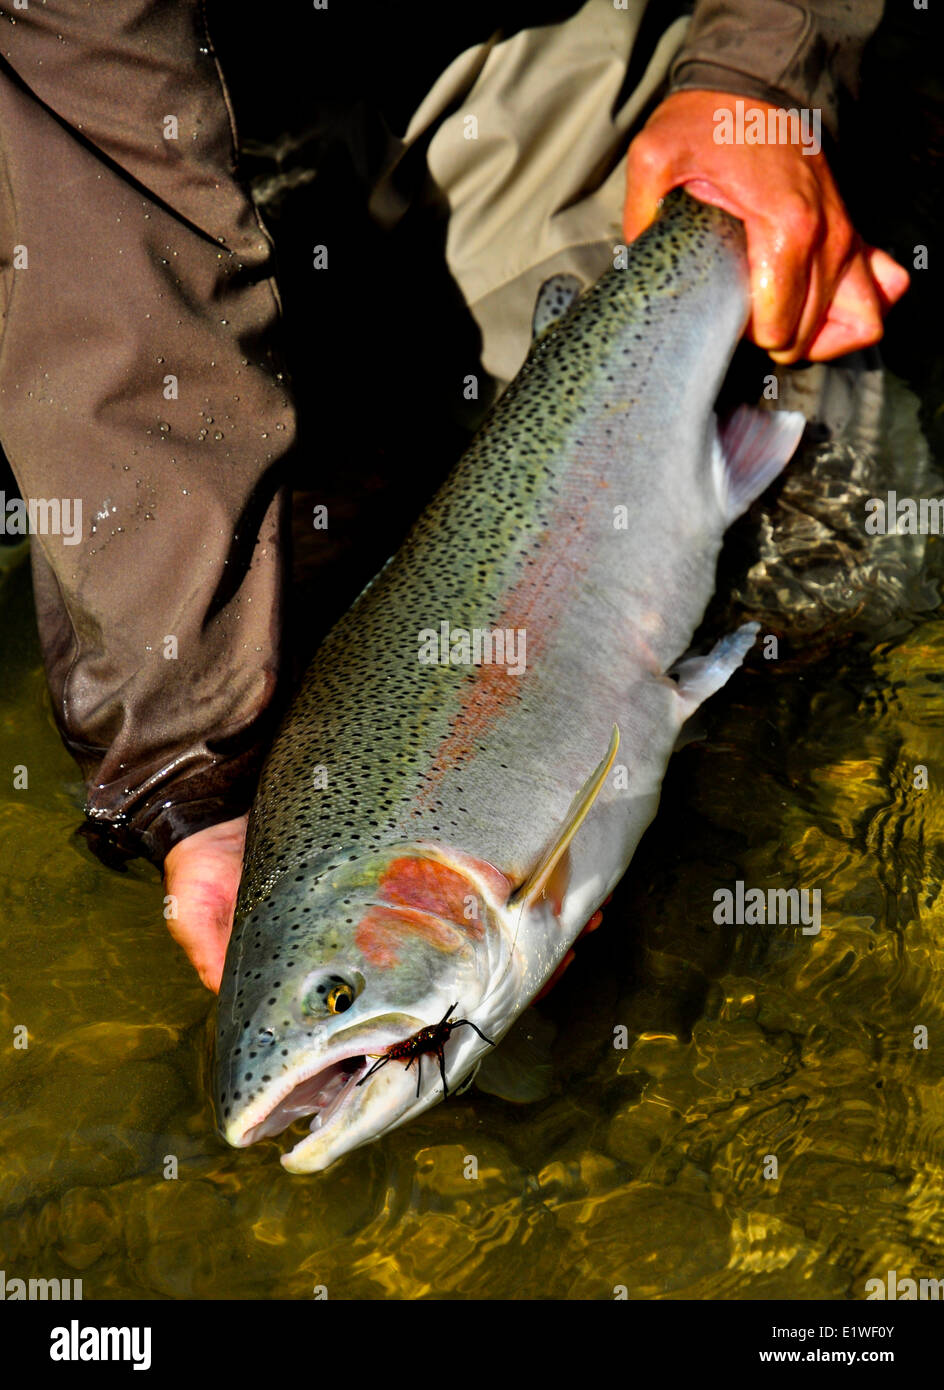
[{"xmin": 412, "ymin": 481, "xmax": 600, "ymax": 809}]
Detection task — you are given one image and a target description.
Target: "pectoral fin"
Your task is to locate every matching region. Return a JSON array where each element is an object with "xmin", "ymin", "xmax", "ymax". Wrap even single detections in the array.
[
  {"xmin": 474, "ymin": 1009, "xmax": 556, "ymax": 1103},
  {"xmin": 509, "ymin": 726, "xmax": 620, "ymax": 908}
]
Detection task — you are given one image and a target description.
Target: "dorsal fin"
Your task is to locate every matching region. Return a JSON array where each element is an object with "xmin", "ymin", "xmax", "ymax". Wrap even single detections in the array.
[
  {"xmin": 509, "ymin": 726, "xmax": 620, "ymax": 908},
  {"xmin": 531, "ymin": 273, "xmax": 583, "ymax": 339}
]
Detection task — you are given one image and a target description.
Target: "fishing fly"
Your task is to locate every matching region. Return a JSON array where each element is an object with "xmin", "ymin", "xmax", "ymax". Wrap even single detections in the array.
[{"xmin": 357, "ymin": 1002, "xmax": 494, "ymax": 1099}]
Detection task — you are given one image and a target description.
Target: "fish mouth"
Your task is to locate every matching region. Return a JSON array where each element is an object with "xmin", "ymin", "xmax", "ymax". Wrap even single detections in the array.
[
  {"xmin": 223, "ymin": 1017, "xmax": 427, "ymax": 1159},
  {"xmin": 239, "ymin": 1054, "xmax": 370, "ymax": 1147}
]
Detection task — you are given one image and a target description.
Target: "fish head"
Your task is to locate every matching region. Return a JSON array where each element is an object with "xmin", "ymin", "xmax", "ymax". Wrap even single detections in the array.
[{"xmin": 216, "ymin": 843, "xmax": 514, "ymax": 1172}]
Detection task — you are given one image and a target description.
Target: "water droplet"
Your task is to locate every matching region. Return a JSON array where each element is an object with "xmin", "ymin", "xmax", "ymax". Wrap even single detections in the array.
[
  {"xmin": 159, "ymin": 422, "xmax": 170, "ymax": 434},
  {"xmin": 213, "ymin": 430, "xmax": 224, "ymax": 441}
]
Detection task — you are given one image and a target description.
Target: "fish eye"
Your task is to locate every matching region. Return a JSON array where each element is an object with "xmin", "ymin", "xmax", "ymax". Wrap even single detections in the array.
[
  {"xmin": 298, "ymin": 969, "xmax": 364, "ymax": 1022},
  {"xmin": 326, "ymin": 983, "xmax": 355, "ymax": 1014}
]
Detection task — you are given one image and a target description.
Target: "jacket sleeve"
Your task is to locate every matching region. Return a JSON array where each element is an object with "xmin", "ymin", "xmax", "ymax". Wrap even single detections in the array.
[
  {"xmin": 0, "ymin": 0, "xmax": 296, "ymax": 865},
  {"xmin": 668, "ymin": 0, "xmax": 886, "ymax": 139}
]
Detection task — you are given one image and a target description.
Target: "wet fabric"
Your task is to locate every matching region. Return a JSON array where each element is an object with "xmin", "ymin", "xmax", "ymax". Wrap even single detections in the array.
[
  {"xmin": 0, "ymin": 0, "xmax": 884, "ymax": 863},
  {"xmin": 0, "ymin": 1, "xmax": 295, "ymax": 862},
  {"xmin": 670, "ymin": 0, "xmax": 886, "ymax": 135}
]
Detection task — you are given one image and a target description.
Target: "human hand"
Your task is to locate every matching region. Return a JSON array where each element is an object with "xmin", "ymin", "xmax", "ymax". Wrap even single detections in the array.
[
  {"xmin": 162, "ymin": 814, "xmax": 247, "ymax": 992},
  {"xmin": 623, "ymin": 90, "xmax": 910, "ymax": 364}
]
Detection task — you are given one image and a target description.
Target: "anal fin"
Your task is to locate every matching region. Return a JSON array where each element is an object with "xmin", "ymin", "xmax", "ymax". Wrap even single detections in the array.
[{"xmin": 671, "ymin": 622, "xmax": 760, "ymax": 718}]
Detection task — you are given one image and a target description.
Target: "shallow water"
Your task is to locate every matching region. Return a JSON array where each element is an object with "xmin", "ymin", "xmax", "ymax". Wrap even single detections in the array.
[{"xmin": 3, "ymin": 353, "xmax": 944, "ymax": 1299}]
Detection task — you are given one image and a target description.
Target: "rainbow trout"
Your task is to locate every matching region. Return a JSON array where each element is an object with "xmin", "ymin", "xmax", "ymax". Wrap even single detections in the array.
[{"xmin": 216, "ymin": 190, "xmax": 804, "ymax": 1172}]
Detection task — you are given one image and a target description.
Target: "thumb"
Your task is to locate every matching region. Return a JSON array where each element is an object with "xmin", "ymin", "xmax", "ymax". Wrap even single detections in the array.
[{"xmin": 624, "ymin": 138, "xmax": 682, "ymax": 243}]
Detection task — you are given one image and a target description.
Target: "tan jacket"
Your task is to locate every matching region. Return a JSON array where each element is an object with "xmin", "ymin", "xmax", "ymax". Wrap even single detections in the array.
[{"xmin": 370, "ymin": 0, "xmax": 883, "ymax": 387}]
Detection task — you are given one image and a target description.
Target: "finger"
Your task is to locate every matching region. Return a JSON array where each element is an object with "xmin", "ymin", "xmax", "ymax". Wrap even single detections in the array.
[
  {"xmin": 799, "ymin": 248, "xmax": 907, "ymax": 360},
  {"xmin": 162, "ymin": 815, "xmax": 247, "ymax": 992},
  {"xmin": 765, "ymin": 257, "xmax": 833, "ymax": 365},
  {"xmin": 163, "ymin": 898, "xmax": 231, "ymax": 992},
  {"xmin": 787, "ymin": 219, "xmax": 866, "ymax": 361},
  {"xmin": 578, "ymin": 909, "xmax": 604, "ymax": 938},
  {"xmin": 163, "ymin": 918, "xmax": 227, "ymax": 992},
  {"xmin": 745, "ymin": 213, "xmax": 818, "ymax": 353},
  {"xmin": 796, "ymin": 316, "xmax": 871, "ymax": 362},
  {"xmin": 867, "ymin": 245, "xmax": 910, "ymax": 310},
  {"xmin": 799, "ymin": 251, "xmax": 884, "ymax": 361},
  {"xmin": 195, "ymin": 950, "xmax": 226, "ymax": 995},
  {"xmin": 623, "ymin": 134, "xmax": 684, "ymax": 243}
]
